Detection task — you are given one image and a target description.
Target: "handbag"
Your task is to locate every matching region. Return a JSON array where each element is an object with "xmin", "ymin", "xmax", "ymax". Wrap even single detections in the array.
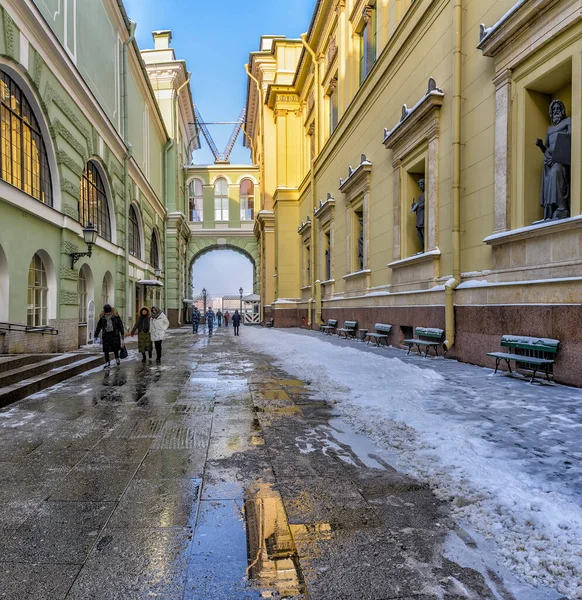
[{"xmin": 119, "ymin": 341, "xmax": 128, "ymax": 359}]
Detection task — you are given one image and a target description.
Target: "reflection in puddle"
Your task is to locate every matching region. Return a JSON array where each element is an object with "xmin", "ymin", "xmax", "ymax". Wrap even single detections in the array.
[{"xmin": 244, "ymin": 483, "xmax": 309, "ymax": 598}]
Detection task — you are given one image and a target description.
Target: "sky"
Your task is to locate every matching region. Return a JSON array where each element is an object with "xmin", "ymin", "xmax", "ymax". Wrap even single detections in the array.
[
  {"xmin": 191, "ymin": 250, "xmax": 253, "ymax": 298},
  {"xmin": 124, "ymin": 0, "xmax": 314, "ymax": 165}
]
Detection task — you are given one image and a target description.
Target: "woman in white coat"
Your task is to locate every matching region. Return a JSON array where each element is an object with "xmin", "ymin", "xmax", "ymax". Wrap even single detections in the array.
[{"xmin": 150, "ymin": 305, "xmax": 170, "ymax": 364}]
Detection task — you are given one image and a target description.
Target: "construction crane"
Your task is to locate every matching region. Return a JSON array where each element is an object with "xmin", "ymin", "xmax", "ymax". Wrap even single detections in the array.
[{"xmin": 194, "ymin": 107, "xmax": 246, "ymax": 164}]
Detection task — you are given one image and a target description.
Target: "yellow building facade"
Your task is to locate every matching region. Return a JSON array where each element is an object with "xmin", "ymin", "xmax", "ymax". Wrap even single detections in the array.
[{"xmin": 245, "ymin": 0, "xmax": 582, "ymax": 386}]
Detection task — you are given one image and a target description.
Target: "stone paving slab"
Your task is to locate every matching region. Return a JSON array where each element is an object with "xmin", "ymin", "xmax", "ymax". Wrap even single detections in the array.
[{"xmin": 0, "ymin": 327, "xmax": 568, "ymax": 599}]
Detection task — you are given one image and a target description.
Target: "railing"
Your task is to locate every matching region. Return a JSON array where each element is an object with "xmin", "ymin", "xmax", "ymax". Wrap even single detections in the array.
[
  {"xmin": 0, "ymin": 322, "xmax": 59, "ymax": 335},
  {"xmin": 243, "ymin": 312, "xmax": 261, "ymax": 325}
]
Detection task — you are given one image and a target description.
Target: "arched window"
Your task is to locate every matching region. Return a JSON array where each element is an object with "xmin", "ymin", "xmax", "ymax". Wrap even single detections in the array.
[
  {"xmin": 214, "ymin": 178, "xmax": 229, "ymax": 221},
  {"xmin": 240, "ymin": 179, "xmax": 255, "ymax": 221},
  {"xmin": 128, "ymin": 205, "xmax": 141, "ymax": 258},
  {"xmin": 27, "ymin": 253, "xmax": 48, "ymax": 326},
  {"xmin": 80, "ymin": 161, "xmax": 111, "ymax": 241},
  {"xmin": 0, "ymin": 70, "xmax": 52, "ymax": 206},
  {"xmin": 102, "ymin": 272, "xmax": 113, "ymax": 308},
  {"xmin": 150, "ymin": 229, "xmax": 160, "ymax": 269},
  {"xmin": 78, "ymin": 268, "xmax": 87, "ymax": 323},
  {"xmin": 188, "ymin": 179, "xmax": 203, "ymax": 222}
]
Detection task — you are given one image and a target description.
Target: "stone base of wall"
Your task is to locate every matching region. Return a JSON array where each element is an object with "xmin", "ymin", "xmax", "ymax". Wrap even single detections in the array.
[
  {"xmin": 0, "ymin": 318, "xmax": 80, "ymax": 354},
  {"xmin": 272, "ymin": 303, "xmax": 582, "ymax": 387},
  {"xmin": 168, "ymin": 309, "xmax": 180, "ymax": 328}
]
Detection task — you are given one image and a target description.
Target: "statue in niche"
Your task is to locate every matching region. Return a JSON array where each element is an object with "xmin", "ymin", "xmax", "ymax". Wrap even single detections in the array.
[
  {"xmin": 535, "ymin": 99, "xmax": 571, "ymax": 220},
  {"xmin": 325, "ymin": 246, "xmax": 331, "ymax": 280},
  {"xmin": 410, "ymin": 178, "xmax": 426, "ymax": 250},
  {"xmin": 357, "ymin": 217, "xmax": 364, "ymax": 271}
]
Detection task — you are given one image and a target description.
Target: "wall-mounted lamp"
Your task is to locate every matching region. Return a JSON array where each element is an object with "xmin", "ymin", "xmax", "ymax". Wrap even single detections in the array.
[
  {"xmin": 154, "ymin": 267, "xmax": 162, "ymax": 278},
  {"xmin": 70, "ymin": 224, "xmax": 98, "ymax": 268}
]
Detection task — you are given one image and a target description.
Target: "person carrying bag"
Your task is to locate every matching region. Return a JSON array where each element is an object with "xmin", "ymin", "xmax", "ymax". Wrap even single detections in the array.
[
  {"xmin": 94, "ymin": 304, "xmax": 125, "ymax": 369},
  {"xmin": 130, "ymin": 307, "xmax": 152, "ymax": 362},
  {"xmin": 150, "ymin": 305, "xmax": 169, "ymax": 364}
]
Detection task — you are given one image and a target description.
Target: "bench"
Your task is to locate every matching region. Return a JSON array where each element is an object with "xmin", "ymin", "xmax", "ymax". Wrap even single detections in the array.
[
  {"xmin": 365, "ymin": 324, "xmax": 392, "ymax": 347},
  {"xmin": 337, "ymin": 320, "xmax": 358, "ymax": 339},
  {"xmin": 320, "ymin": 319, "xmax": 338, "ymax": 335},
  {"xmin": 486, "ymin": 335, "xmax": 559, "ymax": 383},
  {"xmin": 265, "ymin": 318, "xmax": 274, "ymax": 328},
  {"xmin": 403, "ymin": 327, "xmax": 444, "ymax": 357}
]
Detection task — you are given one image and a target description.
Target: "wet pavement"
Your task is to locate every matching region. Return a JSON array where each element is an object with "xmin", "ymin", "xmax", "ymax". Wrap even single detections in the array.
[{"xmin": 0, "ymin": 327, "xmax": 565, "ymax": 599}]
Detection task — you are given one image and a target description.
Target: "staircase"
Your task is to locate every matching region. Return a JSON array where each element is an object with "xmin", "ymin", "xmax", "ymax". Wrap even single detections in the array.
[{"xmin": 0, "ymin": 352, "xmax": 104, "ymax": 408}]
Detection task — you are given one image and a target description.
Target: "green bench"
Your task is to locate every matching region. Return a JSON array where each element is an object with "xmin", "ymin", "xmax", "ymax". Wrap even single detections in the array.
[
  {"xmin": 365, "ymin": 324, "xmax": 392, "ymax": 347},
  {"xmin": 403, "ymin": 327, "xmax": 444, "ymax": 357},
  {"xmin": 320, "ymin": 319, "xmax": 338, "ymax": 335},
  {"xmin": 486, "ymin": 335, "xmax": 559, "ymax": 383},
  {"xmin": 337, "ymin": 320, "xmax": 358, "ymax": 339}
]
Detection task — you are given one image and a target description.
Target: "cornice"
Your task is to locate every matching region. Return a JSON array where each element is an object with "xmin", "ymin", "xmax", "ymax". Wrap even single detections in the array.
[
  {"xmin": 297, "ymin": 218, "xmax": 312, "ymax": 235},
  {"xmin": 339, "ymin": 154, "xmax": 372, "ymax": 198},
  {"xmin": 314, "ymin": 193, "xmax": 336, "ymax": 222}
]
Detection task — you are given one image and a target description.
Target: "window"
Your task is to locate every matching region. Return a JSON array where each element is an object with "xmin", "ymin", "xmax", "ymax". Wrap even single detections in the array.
[
  {"xmin": 27, "ymin": 253, "xmax": 47, "ymax": 326},
  {"xmin": 214, "ymin": 178, "xmax": 229, "ymax": 221},
  {"xmin": 329, "ymin": 80, "xmax": 339, "ymax": 134},
  {"xmin": 78, "ymin": 269, "xmax": 87, "ymax": 323},
  {"xmin": 359, "ymin": 7, "xmax": 377, "ymax": 84},
  {"xmin": 188, "ymin": 179, "xmax": 203, "ymax": 222},
  {"xmin": 80, "ymin": 161, "xmax": 111, "ymax": 240},
  {"xmin": 0, "ymin": 70, "xmax": 52, "ymax": 205},
  {"xmin": 324, "ymin": 231, "xmax": 331, "ymax": 281},
  {"xmin": 129, "ymin": 205, "xmax": 141, "ymax": 258},
  {"xmin": 240, "ymin": 179, "xmax": 255, "ymax": 221},
  {"xmin": 101, "ymin": 275, "xmax": 110, "ymax": 308},
  {"xmin": 150, "ymin": 229, "xmax": 160, "ymax": 269}
]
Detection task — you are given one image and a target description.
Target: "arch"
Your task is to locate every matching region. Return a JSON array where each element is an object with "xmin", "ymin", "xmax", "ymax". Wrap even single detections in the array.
[
  {"xmin": 101, "ymin": 270, "xmax": 114, "ymax": 309},
  {"xmin": 81, "ymin": 158, "xmax": 117, "ymax": 244},
  {"xmin": 0, "ymin": 60, "xmax": 60, "ymax": 210},
  {"xmin": 77, "ymin": 263, "xmax": 94, "ymax": 324},
  {"xmin": 235, "ymin": 174, "xmax": 259, "ymax": 185},
  {"xmin": 129, "ymin": 203, "xmax": 145, "ymax": 260},
  {"xmin": 0, "ymin": 245, "xmax": 8, "ymax": 321},
  {"xmin": 209, "ymin": 174, "xmax": 232, "ymax": 186},
  {"xmin": 28, "ymin": 250, "xmax": 57, "ymax": 325},
  {"xmin": 150, "ymin": 227, "xmax": 161, "ymax": 269}
]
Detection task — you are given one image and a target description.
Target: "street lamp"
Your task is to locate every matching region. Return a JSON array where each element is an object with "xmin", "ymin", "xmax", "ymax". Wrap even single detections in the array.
[
  {"xmin": 70, "ymin": 223, "xmax": 98, "ymax": 268},
  {"xmin": 239, "ymin": 287, "xmax": 243, "ymax": 323},
  {"xmin": 202, "ymin": 287, "xmax": 207, "ymax": 324},
  {"xmin": 154, "ymin": 267, "xmax": 162, "ymax": 279}
]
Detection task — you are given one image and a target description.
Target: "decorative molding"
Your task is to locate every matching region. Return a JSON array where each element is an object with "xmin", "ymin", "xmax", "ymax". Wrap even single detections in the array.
[
  {"xmin": 297, "ymin": 217, "xmax": 312, "ymax": 235},
  {"xmin": 61, "ymin": 290, "xmax": 79, "ymax": 305},
  {"xmin": 388, "ymin": 248, "xmax": 441, "ymax": 270},
  {"xmin": 51, "ymin": 119, "xmax": 87, "ymax": 160},
  {"xmin": 484, "ymin": 214, "xmax": 582, "ymax": 246},
  {"xmin": 61, "ymin": 202, "xmax": 78, "ymax": 219},
  {"xmin": 61, "ymin": 240, "xmax": 78, "ymax": 254},
  {"xmin": 314, "ymin": 193, "xmax": 336, "ymax": 223},
  {"xmin": 61, "ymin": 178, "xmax": 80, "ymax": 198},
  {"xmin": 60, "ymin": 266, "xmax": 79, "ymax": 281},
  {"xmin": 57, "ymin": 150, "xmax": 83, "ymax": 177},
  {"xmin": 383, "ymin": 78, "xmax": 444, "ymax": 159},
  {"xmin": 339, "ymin": 154, "xmax": 372, "ymax": 199},
  {"xmin": 3, "ymin": 9, "xmax": 15, "ymax": 59},
  {"xmin": 32, "ymin": 49, "xmax": 44, "ymax": 88}
]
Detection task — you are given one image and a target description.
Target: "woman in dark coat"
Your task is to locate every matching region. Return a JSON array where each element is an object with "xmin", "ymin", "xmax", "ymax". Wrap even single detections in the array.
[
  {"xmin": 232, "ymin": 309, "xmax": 241, "ymax": 337},
  {"xmin": 94, "ymin": 304, "xmax": 125, "ymax": 369},
  {"xmin": 130, "ymin": 307, "xmax": 153, "ymax": 363}
]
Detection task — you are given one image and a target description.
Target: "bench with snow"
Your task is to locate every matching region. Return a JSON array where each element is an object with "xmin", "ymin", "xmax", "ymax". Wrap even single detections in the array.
[
  {"xmin": 364, "ymin": 324, "xmax": 393, "ymax": 347},
  {"xmin": 486, "ymin": 335, "xmax": 559, "ymax": 383},
  {"xmin": 337, "ymin": 320, "xmax": 358, "ymax": 339},
  {"xmin": 320, "ymin": 319, "xmax": 338, "ymax": 335},
  {"xmin": 403, "ymin": 327, "xmax": 445, "ymax": 357},
  {"xmin": 265, "ymin": 318, "xmax": 274, "ymax": 328}
]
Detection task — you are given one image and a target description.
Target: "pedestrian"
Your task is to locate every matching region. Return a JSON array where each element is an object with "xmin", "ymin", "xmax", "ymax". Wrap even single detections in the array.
[
  {"xmin": 150, "ymin": 305, "xmax": 169, "ymax": 364},
  {"xmin": 130, "ymin": 306, "xmax": 153, "ymax": 363},
  {"xmin": 192, "ymin": 307, "xmax": 201, "ymax": 334},
  {"xmin": 216, "ymin": 309, "xmax": 223, "ymax": 327},
  {"xmin": 94, "ymin": 304, "xmax": 125, "ymax": 369},
  {"xmin": 232, "ymin": 309, "xmax": 241, "ymax": 337},
  {"xmin": 206, "ymin": 308, "xmax": 215, "ymax": 334},
  {"xmin": 224, "ymin": 311, "xmax": 230, "ymax": 327}
]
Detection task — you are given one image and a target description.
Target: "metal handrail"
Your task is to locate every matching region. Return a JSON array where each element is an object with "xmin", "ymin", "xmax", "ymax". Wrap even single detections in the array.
[{"xmin": 0, "ymin": 322, "xmax": 59, "ymax": 335}]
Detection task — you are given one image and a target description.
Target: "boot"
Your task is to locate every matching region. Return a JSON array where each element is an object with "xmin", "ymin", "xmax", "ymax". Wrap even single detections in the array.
[{"xmin": 142, "ymin": 353, "xmax": 146, "ymax": 363}]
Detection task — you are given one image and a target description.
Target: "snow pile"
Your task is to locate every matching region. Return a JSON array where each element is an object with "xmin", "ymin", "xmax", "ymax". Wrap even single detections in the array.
[{"xmin": 241, "ymin": 327, "xmax": 582, "ymax": 599}]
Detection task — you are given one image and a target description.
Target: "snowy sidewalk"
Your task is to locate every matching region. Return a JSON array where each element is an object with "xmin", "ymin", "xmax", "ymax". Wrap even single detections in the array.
[{"xmin": 240, "ymin": 327, "xmax": 582, "ymax": 599}]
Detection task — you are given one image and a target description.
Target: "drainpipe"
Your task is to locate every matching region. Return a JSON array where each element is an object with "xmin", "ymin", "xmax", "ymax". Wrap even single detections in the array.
[
  {"xmin": 444, "ymin": 0, "xmax": 463, "ymax": 351},
  {"xmin": 245, "ymin": 64, "xmax": 266, "ymax": 322},
  {"xmin": 301, "ymin": 33, "xmax": 321, "ymax": 329},
  {"xmin": 122, "ymin": 20, "xmax": 136, "ymax": 329}
]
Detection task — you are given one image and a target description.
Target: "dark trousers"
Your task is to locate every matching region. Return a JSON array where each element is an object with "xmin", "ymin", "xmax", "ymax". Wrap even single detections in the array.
[
  {"xmin": 233, "ymin": 325, "xmax": 240, "ymax": 336},
  {"xmin": 154, "ymin": 340, "xmax": 162, "ymax": 361},
  {"xmin": 192, "ymin": 322, "xmax": 199, "ymax": 333},
  {"xmin": 104, "ymin": 350, "xmax": 119, "ymax": 363}
]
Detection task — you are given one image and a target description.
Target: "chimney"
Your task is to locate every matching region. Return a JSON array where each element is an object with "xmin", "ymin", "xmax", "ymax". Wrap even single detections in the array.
[{"xmin": 152, "ymin": 30, "xmax": 172, "ymax": 50}]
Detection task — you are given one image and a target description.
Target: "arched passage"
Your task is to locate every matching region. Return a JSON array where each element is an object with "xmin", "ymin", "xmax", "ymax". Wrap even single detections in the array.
[{"xmin": 0, "ymin": 245, "xmax": 8, "ymax": 322}]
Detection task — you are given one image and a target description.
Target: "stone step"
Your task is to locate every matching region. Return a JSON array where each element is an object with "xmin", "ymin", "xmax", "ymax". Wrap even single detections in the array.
[
  {"xmin": 0, "ymin": 354, "xmax": 49, "ymax": 374},
  {"xmin": 0, "ymin": 353, "xmax": 90, "ymax": 387},
  {"xmin": 0, "ymin": 354, "xmax": 104, "ymax": 408}
]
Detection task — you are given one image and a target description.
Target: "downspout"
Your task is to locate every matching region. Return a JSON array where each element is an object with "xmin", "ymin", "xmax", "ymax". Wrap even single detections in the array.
[
  {"xmin": 444, "ymin": 0, "xmax": 463, "ymax": 351},
  {"xmin": 301, "ymin": 33, "xmax": 321, "ymax": 329},
  {"xmin": 245, "ymin": 64, "xmax": 266, "ymax": 322},
  {"xmin": 122, "ymin": 20, "xmax": 136, "ymax": 329}
]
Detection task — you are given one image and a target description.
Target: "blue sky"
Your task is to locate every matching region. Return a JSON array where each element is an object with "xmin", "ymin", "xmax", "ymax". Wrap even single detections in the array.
[
  {"xmin": 191, "ymin": 250, "xmax": 253, "ymax": 298},
  {"xmin": 124, "ymin": 0, "xmax": 314, "ymax": 165}
]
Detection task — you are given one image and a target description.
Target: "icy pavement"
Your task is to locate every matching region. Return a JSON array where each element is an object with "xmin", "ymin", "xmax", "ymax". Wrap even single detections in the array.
[{"xmin": 240, "ymin": 326, "xmax": 582, "ymax": 599}]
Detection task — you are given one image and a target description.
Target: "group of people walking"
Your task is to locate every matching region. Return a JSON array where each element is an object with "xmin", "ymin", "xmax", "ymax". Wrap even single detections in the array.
[
  {"xmin": 94, "ymin": 304, "xmax": 170, "ymax": 369},
  {"xmin": 191, "ymin": 307, "xmax": 241, "ymax": 336}
]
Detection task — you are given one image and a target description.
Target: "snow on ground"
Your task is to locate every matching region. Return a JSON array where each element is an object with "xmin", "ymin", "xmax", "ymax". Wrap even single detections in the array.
[{"xmin": 240, "ymin": 327, "xmax": 582, "ymax": 599}]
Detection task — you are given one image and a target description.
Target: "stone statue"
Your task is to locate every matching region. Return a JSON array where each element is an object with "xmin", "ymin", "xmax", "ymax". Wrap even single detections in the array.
[
  {"xmin": 325, "ymin": 247, "xmax": 331, "ymax": 280},
  {"xmin": 357, "ymin": 217, "xmax": 364, "ymax": 271},
  {"xmin": 410, "ymin": 178, "xmax": 425, "ymax": 249},
  {"xmin": 535, "ymin": 99, "xmax": 571, "ymax": 220}
]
